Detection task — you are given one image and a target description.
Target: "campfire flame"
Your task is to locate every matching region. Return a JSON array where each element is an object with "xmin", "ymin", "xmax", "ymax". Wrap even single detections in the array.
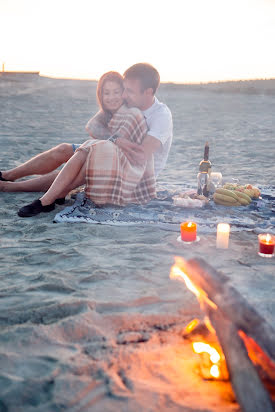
[
  {"xmin": 170, "ymin": 264, "xmax": 200, "ymax": 298},
  {"xmin": 192, "ymin": 342, "xmax": 221, "ymax": 379},
  {"xmin": 170, "ymin": 257, "xmax": 227, "ymax": 380},
  {"xmin": 204, "ymin": 316, "xmax": 216, "ymax": 335},
  {"xmin": 169, "ymin": 258, "xmax": 217, "ymax": 310},
  {"xmin": 183, "ymin": 318, "xmax": 200, "ymax": 335},
  {"xmin": 193, "ymin": 342, "xmax": 220, "ymax": 364},
  {"xmin": 210, "ymin": 365, "xmax": 220, "ymax": 378}
]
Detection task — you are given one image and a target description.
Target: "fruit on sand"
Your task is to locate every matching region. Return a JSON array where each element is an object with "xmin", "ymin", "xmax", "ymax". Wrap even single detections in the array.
[
  {"xmin": 222, "ymin": 183, "xmax": 261, "ymax": 199},
  {"xmin": 213, "ymin": 193, "xmax": 241, "ymax": 206},
  {"xmin": 233, "ymin": 191, "xmax": 252, "ymax": 204},
  {"xmin": 215, "ymin": 188, "xmax": 240, "ymax": 201}
]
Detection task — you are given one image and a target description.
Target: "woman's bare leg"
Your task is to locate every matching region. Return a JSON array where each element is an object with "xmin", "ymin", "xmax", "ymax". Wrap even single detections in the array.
[
  {"xmin": 49, "ymin": 160, "xmax": 87, "ymax": 200},
  {"xmin": 0, "ymin": 171, "xmax": 59, "ymax": 192},
  {"xmin": 39, "ymin": 150, "xmax": 88, "ymax": 206},
  {"xmin": 1, "ymin": 143, "xmax": 74, "ymax": 181}
]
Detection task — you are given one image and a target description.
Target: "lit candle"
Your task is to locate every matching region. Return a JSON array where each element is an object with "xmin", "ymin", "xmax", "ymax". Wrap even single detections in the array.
[
  {"xmin": 180, "ymin": 221, "xmax": 197, "ymax": 242},
  {"xmin": 258, "ymin": 234, "xmax": 275, "ymax": 258},
  {"xmin": 216, "ymin": 223, "xmax": 230, "ymax": 249}
]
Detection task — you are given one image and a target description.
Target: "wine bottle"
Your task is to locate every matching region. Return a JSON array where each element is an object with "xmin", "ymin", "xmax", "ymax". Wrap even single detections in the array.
[{"xmin": 197, "ymin": 142, "xmax": 212, "ymax": 196}]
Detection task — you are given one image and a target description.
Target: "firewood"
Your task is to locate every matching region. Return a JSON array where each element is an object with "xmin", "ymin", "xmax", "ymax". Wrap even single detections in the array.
[
  {"xmin": 178, "ymin": 257, "xmax": 275, "ymax": 364},
  {"xmin": 207, "ymin": 307, "xmax": 274, "ymax": 412}
]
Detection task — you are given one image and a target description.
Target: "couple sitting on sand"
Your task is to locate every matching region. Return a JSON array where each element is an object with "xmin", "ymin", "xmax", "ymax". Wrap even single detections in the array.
[{"xmin": 0, "ymin": 63, "xmax": 173, "ymax": 217}]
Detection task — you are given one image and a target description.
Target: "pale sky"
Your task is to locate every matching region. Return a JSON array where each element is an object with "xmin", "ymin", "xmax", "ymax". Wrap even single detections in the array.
[{"xmin": 1, "ymin": 0, "xmax": 275, "ymax": 83}]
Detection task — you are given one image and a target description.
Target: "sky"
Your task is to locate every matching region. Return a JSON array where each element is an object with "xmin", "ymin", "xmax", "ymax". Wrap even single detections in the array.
[{"xmin": 1, "ymin": 0, "xmax": 275, "ymax": 83}]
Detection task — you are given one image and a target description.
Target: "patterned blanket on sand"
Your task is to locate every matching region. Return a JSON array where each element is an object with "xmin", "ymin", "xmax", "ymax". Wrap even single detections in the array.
[{"xmin": 53, "ymin": 183, "xmax": 275, "ymax": 233}]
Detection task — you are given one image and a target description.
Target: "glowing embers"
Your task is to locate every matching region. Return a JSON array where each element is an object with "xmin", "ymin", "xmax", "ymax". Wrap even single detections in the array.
[
  {"xmin": 184, "ymin": 319, "xmax": 229, "ymax": 381},
  {"xmin": 193, "ymin": 341, "xmax": 220, "ymax": 378},
  {"xmin": 192, "ymin": 340, "xmax": 228, "ymax": 380}
]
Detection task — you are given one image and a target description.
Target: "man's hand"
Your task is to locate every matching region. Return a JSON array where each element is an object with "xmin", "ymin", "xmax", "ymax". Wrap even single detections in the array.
[{"xmin": 115, "ymin": 137, "xmax": 146, "ymax": 166}]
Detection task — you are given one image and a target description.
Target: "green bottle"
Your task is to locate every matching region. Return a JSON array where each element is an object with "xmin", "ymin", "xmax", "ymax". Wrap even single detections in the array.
[{"xmin": 197, "ymin": 142, "xmax": 212, "ymax": 196}]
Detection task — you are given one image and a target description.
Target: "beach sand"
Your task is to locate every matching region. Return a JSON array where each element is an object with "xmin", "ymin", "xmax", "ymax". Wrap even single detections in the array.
[{"xmin": 0, "ymin": 76, "xmax": 274, "ymax": 411}]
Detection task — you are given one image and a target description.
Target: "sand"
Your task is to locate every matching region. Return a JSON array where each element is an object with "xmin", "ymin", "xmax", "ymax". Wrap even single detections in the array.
[{"xmin": 0, "ymin": 76, "xmax": 274, "ymax": 411}]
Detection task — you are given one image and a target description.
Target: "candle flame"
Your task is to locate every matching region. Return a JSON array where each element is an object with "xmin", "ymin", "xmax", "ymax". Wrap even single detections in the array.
[
  {"xmin": 266, "ymin": 234, "xmax": 272, "ymax": 243},
  {"xmin": 217, "ymin": 223, "xmax": 230, "ymax": 233},
  {"xmin": 187, "ymin": 222, "xmax": 194, "ymax": 228}
]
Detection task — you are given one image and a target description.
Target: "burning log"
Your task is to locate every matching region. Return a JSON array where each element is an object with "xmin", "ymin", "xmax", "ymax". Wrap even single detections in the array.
[
  {"xmin": 174, "ymin": 257, "xmax": 275, "ymax": 366},
  {"xmin": 170, "ymin": 257, "xmax": 275, "ymax": 412},
  {"xmin": 208, "ymin": 305, "xmax": 274, "ymax": 412}
]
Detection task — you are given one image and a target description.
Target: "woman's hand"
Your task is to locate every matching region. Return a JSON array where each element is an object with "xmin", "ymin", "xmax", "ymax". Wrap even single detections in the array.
[{"xmin": 115, "ymin": 137, "xmax": 146, "ymax": 166}]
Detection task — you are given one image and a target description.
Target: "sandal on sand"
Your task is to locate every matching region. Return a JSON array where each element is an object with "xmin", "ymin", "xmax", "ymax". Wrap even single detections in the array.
[{"xmin": 18, "ymin": 199, "xmax": 55, "ymax": 217}]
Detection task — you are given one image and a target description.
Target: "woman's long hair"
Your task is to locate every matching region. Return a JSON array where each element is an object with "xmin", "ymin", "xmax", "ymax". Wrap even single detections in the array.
[{"xmin": 96, "ymin": 71, "xmax": 124, "ymax": 113}]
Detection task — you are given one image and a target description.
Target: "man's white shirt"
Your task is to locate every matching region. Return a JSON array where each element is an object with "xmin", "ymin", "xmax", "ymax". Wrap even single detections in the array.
[{"xmin": 142, "ymin": 97, "xmax": 173, "ymax": 177}]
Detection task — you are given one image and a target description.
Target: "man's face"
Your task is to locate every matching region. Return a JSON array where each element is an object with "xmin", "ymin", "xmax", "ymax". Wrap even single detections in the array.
[{"xmin": 122, "ymin": 78, "xmax": 147, "ymax": 110}]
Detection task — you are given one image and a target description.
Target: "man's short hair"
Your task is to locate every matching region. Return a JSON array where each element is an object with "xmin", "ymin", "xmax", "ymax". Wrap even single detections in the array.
[{"xmin": 124, "ymin": 63, "xmax": 160, "ymax": 94}]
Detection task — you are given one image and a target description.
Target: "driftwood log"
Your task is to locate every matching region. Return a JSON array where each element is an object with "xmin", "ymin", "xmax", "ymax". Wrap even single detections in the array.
[
  {"xmin": 177, "ymin": 257, "xmax": 275, "ymax": 364},
  {"xmin": 175, "ymin": 257, "xmax": 275, "ymax": 412},
  {"xmin": 208, "ymin": 306, "xmax": 273, "ymax": 412}
]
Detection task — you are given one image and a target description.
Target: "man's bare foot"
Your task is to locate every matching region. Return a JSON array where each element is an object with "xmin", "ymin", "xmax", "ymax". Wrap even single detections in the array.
[{"xmin": 0, "ymin": 171, "xmax": 11, "ymax": 181}]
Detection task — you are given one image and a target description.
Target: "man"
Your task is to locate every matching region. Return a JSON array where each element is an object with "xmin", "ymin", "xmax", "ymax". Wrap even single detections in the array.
[
  {"xmin": 116, "ymin": 63, "xmax": 172, "ymax": 178},
  {"xmin": 0, "ymin": 63, "xmax": 172, "ymax": 193}
]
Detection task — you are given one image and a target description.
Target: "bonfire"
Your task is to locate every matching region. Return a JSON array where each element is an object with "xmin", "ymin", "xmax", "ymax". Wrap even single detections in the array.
[{"xmin": 170, "ymin": 257, "xmax": 275, "ymax": 412}]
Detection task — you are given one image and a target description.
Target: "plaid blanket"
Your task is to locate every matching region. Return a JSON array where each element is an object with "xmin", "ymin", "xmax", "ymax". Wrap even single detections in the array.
[
  {"xmin": 79, "ymin": 105, "xmax": 156, "ymax": 206},
  {"xmin": 85, "ymin": 110, "xmax": 112, "ymax": 140}
]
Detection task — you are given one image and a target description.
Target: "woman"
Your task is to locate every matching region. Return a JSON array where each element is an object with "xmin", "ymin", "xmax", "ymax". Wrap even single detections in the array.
[{"xmin": 17, "ymin": 71, "xmax": 156, "ymax": 217}]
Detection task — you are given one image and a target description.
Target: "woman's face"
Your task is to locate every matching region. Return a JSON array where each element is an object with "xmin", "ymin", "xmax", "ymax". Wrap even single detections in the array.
[{"xmin": 102, "ymin": 81, "xmax": 123, "ymax": 113}]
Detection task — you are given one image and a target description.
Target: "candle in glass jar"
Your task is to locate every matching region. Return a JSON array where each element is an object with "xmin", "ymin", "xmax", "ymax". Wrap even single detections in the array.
[
  {"xmin": 180, "ymin": 221, "xmax": 197, "ymax": 242},
  {"xmin": 216, "ymin": 223, "xmax": 230, "ymax": 249},
  {"xmin": 258, "ymin": 234, "xmax": 275, "ymax": 257}
]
